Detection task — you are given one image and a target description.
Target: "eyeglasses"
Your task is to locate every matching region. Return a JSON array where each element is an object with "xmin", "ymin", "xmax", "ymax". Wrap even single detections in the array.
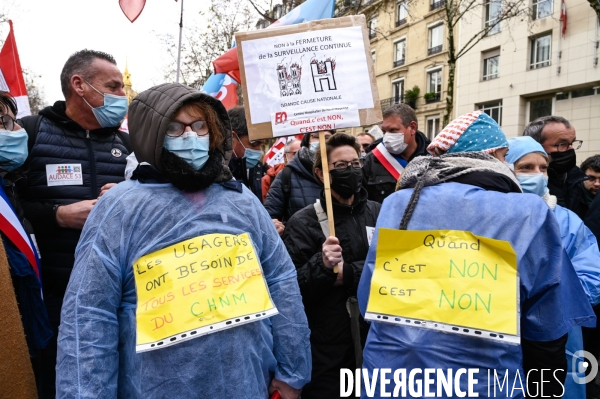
[
  {"xmin": 284, "ymin": 151, "xmax": 297, "ymax": 156},
  {"xmin": 329, "ymin": 159, "xmax": 362, "ymax": 171},
  {"xmin": 0, "ymin": 114, "xmax": 17, "ymax": 131},
  {"xmin": 585, "ymin": 175, "xmax": 600, "ymax": 183},
  {"xmin": 166, "ymin": 120, "xmax": 208, "ymax": 137},
  {"xmin": 553, "ymin": 140, "xmax": 583, "ymax": 152}
]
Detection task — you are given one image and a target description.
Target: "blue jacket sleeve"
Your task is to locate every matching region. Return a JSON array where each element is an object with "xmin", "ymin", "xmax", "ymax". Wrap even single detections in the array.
[
  {"xmin": 555, "ymin": 205, "xmax": 600, "ymax": 306},
  {"xmin": 56, "ymin": 199, "xmax": 124, "ymax": 398},
  {"xmin": 251, "ymin": 194, "xmax": 312, "ymax": 389},
  {"xmin": 264, "ymin": 172, "xmax": 286, "ymax": 220}
]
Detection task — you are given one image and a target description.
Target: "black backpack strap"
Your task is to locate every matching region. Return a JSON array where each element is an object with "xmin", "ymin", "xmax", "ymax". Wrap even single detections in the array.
[
  {"xmin": 20, "ymin": 115, "xmax": 43, "ymax": 152},
  {"xmin": 115, "ymin": 130, "xmax": 132, "ymax": 153}
]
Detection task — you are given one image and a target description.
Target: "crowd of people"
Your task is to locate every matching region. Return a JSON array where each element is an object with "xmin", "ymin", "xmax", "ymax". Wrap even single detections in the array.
[{"xmin": 1, "ymin": 49, "xmax": 600, "ymax": 399}]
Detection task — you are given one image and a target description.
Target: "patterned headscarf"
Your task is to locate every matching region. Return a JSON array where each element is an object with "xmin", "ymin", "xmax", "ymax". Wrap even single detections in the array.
[{"xmin": 427, "ymin": 111, "xmax": 508, "ymax": 156}]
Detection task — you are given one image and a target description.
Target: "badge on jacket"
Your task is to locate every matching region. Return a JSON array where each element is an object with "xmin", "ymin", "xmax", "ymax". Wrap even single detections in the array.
[
  {"xmin": 111, "ymin": 148, "xmax": 123, "ymax": 157},
  {"xmin": 46, "ymin": 164, "xmax": 83, "ymax": 186}
]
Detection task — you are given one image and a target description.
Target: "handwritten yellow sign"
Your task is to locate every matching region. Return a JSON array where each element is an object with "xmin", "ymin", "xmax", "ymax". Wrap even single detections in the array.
[
  {"xmin": 366, "ymin": 229, "xmax": 518, "ymax": 342},
  {"xmin": 133, "ymin": 233, "xmax": 277, "ymax": 352}
]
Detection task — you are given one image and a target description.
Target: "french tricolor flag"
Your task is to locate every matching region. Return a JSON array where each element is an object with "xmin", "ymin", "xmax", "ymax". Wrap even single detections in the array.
[
  {"xmin": 0, "ymin": 20, "xmax": 30, "ymax": 119},
  {"xmin": 0, "ymin": 185, "xmax": 40, "ymax": 280}
]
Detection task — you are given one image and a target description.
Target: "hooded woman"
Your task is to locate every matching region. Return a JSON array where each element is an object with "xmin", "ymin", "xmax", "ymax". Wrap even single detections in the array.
[
  {"xmin": 56, "ymin": 84, "xmax": 311, "ymax": 398},
  {"xmin": 506, "ymin": 136, "xmax": 600, "ymax": 399},
  {"xmin": 358, "ymin": 111, "xmax": 595, "ymax": 398}
]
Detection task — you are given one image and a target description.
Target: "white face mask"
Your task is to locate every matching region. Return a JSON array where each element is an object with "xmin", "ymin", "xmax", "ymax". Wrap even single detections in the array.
[{"xmin": 382, "ymin": 133, "xmax": 407, "ymax": 155}]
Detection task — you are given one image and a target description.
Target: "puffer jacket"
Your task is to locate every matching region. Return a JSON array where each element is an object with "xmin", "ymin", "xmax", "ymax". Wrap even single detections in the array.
[
  {"xmin": 282, "ymin": 188, "xmax": 381, "ymax": 399},
  {"xmin": 19, "ymin": 101, "xmax": 130, "ymax": 295},
  {"xmin": 264, "ymin": 147, "xmax": 321, "ymax": 221},
  {"xmin": 229, "ymin": 157, "xmax": 267, "ymax": 202},
  {"xmin": 362, "ymin": 130, "xmax": 430, "ymax": 203}
]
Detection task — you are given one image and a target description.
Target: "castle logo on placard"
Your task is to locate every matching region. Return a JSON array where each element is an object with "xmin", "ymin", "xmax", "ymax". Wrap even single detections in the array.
[{"xmin": 277, "ymin": 62, "xmax": 302, "ymax": 97}]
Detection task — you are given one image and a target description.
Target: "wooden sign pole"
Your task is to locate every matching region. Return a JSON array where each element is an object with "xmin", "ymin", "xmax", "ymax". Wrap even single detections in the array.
[{"xmin": 318, "ymin": 131, "xmax": 339, "ymax": 273}]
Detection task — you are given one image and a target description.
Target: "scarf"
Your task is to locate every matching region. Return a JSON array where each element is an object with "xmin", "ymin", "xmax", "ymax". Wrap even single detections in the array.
[{"xmin": 396, "ymin": 152, "xmax": 520, "ymax": 229}]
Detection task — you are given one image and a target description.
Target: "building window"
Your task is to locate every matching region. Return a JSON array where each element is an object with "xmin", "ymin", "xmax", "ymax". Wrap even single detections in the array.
[
  {"xmin": 478, "ymin": 101, "xmax": 503, "ymax": 125},
  {"xmin": 428, "ymin": 24, "xmax": 444, "ymax": 55},
  {"xmin": 485, "ymin": 0, "xmax": 501, "ymax": 34},
  {"xmin": 397, "ymin": 1, "xmax": 408, "ymax": 26},
  {"xmin": 571, "ymin": 87, "xmax": 595, "ymax": 98},
  {"xmin": 273, "ymin": 4, "xmax": 283, "ymax": 20},
  {"xmin": 482, "ymin": 48, "xmax": 500, "ymax": 80},
  {"xmin": 556, "ymin": 92, "xmax": 569, "ymax": 100},
  {"xmin": 532, "ymin": 0, "xmax": 553, "ymax": 20},
  {"xmin": 368, "ymin": 17, "xmax": 377, "ymax": 39},
  {"xmin": 392, "ymin": 79, "xmax": 405, "ymax": 104},
  {"xmin": 426, "ymin": 115, "xmax": 441, "ymax": 140},
  {"xmin": 530, "ymin": 33, "xmax": 551, "ymax": 69},
  {"xmin": 529, "ymin": 98, "xmax": 553, "ymax": 122},
  {"xmin": 394, "ymin": 40, "xmax": 406, "ymax": 67},
  {"xmin": 426, "ymin": 68, "xmax": 442, "ymax": 103},
  {"xmin": 371, "ymin": 50, "xmax": 376, "ymax": 67},
  {"xmin": 431, "ymin": 0, "xmax": 446, "ymax": 11}
]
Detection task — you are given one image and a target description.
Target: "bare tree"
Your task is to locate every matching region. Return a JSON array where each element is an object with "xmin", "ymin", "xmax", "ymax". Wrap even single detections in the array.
[
  {"xmin": 22, "ymin": 69, "xmax": 47, "ymax": 114},
  {"xmin": 158, "ymin": 0, "xmax": 266, "ymax": 89},
  {"xmin": 439, "ymin": 0, "xmax": 529, "ymax": 124}
]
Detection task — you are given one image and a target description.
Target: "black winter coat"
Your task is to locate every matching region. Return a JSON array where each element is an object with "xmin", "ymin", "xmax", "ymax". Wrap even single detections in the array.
[
  {"xmin": 18, "ymin": 102, "xmax": 130, "ymax": 295},
  {"xmin": 264, "ymin": 147, "xmax": 322, "ymax": 221},
  {"xmin": 548, "ymin": 166, "xmax": 590, "ymax": 219},
  {"xmin": 283, "ymin": 188, "xmax": 381, "ymax": 399},
  {"xmin": 362, "ymin": 131, "xmax": 430, "ymax": 203},
  {"xmin": 228, "ymin": 157, "xmax": 267, "ymax": 202}
]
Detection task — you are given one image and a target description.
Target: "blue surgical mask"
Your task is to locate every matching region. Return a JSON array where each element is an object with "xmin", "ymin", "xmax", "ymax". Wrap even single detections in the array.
[
  {"xmin": 83, "ymin": 80, "xmax": 128, "ymax": 128},
  {"xmin": 163, "ymin": 133, "xmax": 210, "ymax": 171},
  {"xmin": 517, "ymin": 173, "xmax": 549, "ymax": 197},
  {"xmin": 244, "ymin": 148, "xmax": 263, "ymax": 169},
  {"xmin": 310, "ymin": 142, "xmax": 319, "ymax": 152},
  {"xmin": 0, "ymin": 128, "xmax": 28, "ymax": 171}
]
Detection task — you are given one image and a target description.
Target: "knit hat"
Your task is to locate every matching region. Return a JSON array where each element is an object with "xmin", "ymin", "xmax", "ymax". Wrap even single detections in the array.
[
  {"xmin": 427, "ymin": 111, "xmax": 508, "ymax": 156},
  {"xmin": 505, "ymin": 136, "xmax": 548, "ymax": 164}
]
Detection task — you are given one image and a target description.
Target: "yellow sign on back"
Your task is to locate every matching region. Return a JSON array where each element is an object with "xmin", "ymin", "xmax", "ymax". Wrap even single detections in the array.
[
  {"xmin": 133, "ymin": 233, "xmax": 278, "ymax": 353},
  {"xmin": 366, "ymin": 229, "xmax": 519, "ymax": 344}
]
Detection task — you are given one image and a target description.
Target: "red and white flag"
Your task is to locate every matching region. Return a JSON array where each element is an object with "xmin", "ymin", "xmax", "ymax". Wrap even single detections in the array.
[
  {"xmin": 0, "ymin": 20, "xmax": 30, "ymax": 118},
  {"xmin": 560, "ymin": 0, "xmax": 567, "ymax": 37},
  {"xmin": 264, "ymin": 137, "xmax": 288, "ymax": 167}
]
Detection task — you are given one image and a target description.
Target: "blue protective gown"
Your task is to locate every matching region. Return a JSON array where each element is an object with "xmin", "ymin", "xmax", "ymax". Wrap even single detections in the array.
[
  {"xmin": 554, "ymin": 204, "xmax": 600, "ymax": 399},
  {"xmin": 358, "ymin": 183, "xmax": 596, "ymax": 399},
  {"xmin": 56, "ymin": 180, "xmax": 311, "ymax": 398}
]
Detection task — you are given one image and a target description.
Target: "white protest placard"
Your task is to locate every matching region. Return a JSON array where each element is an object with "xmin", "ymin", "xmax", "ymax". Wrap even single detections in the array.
[{"xmin": 236, "ymin": 16, "xmax": 382, "ymax": 140}]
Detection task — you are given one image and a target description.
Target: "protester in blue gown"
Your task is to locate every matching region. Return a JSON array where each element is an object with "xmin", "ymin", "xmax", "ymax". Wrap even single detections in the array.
[
  {"xmin": 507, "ymin": 136, "xmax": 600, "ymax": 399},
  {"xmin": 56, "ymin": 83, "xmax": 311, "ymax": 399},
  {"xmin": 358, "ymin": 111, "xmax": 596, "ymax": 398}
]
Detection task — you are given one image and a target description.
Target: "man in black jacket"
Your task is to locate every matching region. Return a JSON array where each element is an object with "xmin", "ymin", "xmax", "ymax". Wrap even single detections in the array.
[
  {"xmin": 18, "ymin": 49, "xmax": 130, "ymax": 398},
  {"xmin": 227, "ymin": 106, "xmax": 268, "ymax": 202},
  {"xmin": 362, "ymin": 104, "xmax": 430, "ymax": 203},
  {"xmin": 523, "ymin": 115, "xmax": 587, "ymax": 218},
  {"xmin": 283, "ymin": 133, "xmax": 381, "ymax": 399}
]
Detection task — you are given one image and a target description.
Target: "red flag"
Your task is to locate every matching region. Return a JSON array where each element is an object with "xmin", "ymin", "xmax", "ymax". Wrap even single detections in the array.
[
  {"xmin": 0, "ymin": 20, "xmax": 30, "ymax": 118},
  {"xmin": 213, "ymin": 48, "xmax": 241, "ymax": 84},
  {"xmin": 560, "ymin": 0, "xmax": 567, "ymax": 37},
  {"xmin": 119, "ymin": 0, "xmax": 178, "ymax": 23},
  {"xmin": 214, "ymin": 74, "xmax": 239, "ymax": 110}
]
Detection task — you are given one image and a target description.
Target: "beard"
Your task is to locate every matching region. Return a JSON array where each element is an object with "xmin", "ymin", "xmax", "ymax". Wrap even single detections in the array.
[{"xmin": 159, "ymin": 148, "xmax": 224, "ymax": 192}]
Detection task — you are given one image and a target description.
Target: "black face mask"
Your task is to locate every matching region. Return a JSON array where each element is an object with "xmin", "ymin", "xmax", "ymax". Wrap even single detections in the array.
[
  {"xmin": 330, "ymin": 167, "xmax": 363, "ymax": 199},
  {"xmin": 549, "ymin": 149, "xmax": 576, "ymax": 175}
]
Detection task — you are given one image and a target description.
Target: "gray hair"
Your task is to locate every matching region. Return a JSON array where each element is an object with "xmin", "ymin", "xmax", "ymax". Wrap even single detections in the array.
[
  {"xmin": 284, "ymin": 139, "xmax": 300, "ymax": 153},
  {"xmin": 60, "ymin": 49, "xmax": 117, "ymax": 98},
  {"xmin": 382, "ymin": 103, "xmax": 418, "ymax": 128},
  {"xmin": 522, "ymin": 115, "xmax": 571, "ymax": 143}
]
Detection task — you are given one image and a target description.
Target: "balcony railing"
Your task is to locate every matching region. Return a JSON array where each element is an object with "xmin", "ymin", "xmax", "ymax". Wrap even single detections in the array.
[
  {"xmin": 395, "ymin": 18, "xmax": 407, "ymax": 27},
  {"xmin": 430, "ymin": 0, "xmax": 445, "ymax": 10},
  {"xmin": 380, "ymin": 97, "xmax": 404, "ymax": 109},
  {"xmin": 428, "ymin": 45, "xmax": 442, "ymax": 55},
  {"xmin": 393, "ymin": 59, "xmax": 405, "ymax": 68},
  {"xmin": 425, "ymin": 92, "xmax": 441, "ymax": 103}
]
